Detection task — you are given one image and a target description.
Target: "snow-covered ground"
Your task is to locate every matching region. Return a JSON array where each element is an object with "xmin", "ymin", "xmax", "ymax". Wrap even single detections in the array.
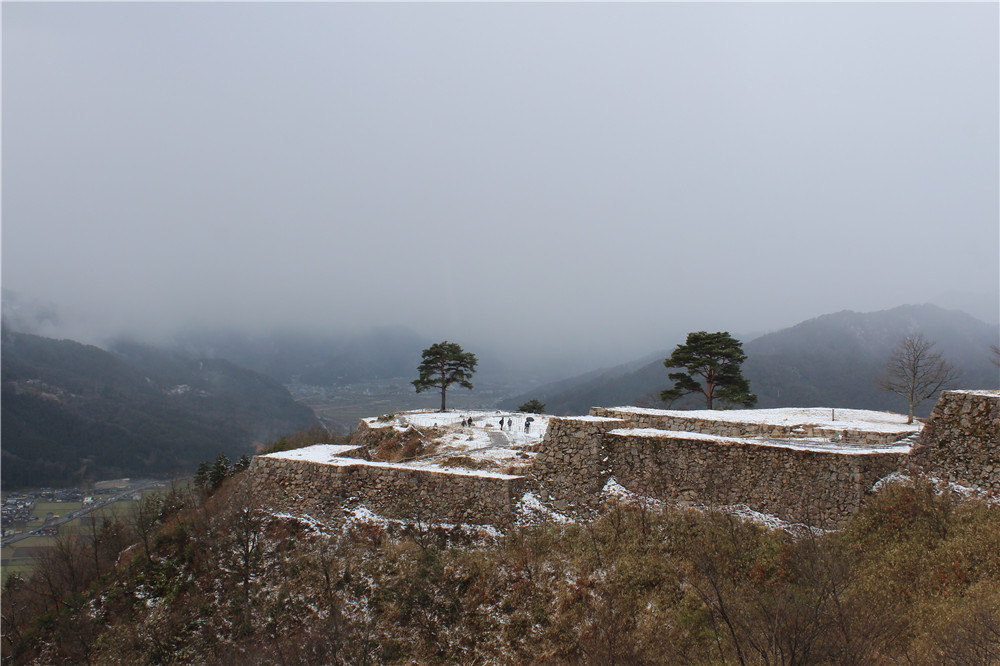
[
  {"xmin": 262, "ymin": 444, "xmax": 364, "ymax": 462},
  {"xmin": 605, "ymin": 406, "xmax": 922, "ymax": 434},
  {"xmin": 263, "ymin": 443, "xmax": 523, "ymax": 479},
  {"xmin": 363, "ymin": 409, "xmax": 549, "ymax": 473},
  {"xmin": 608, "ymin": 428, "xmax": 913, "ymax": 455}
]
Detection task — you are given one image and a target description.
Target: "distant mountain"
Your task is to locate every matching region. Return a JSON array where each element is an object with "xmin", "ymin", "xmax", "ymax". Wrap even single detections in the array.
[
  {"xmin": 502, "ymin": 304, "xmax": 1000, "ymax": 416},
  {"xmin": 172, "ymin": 326, "xmax": 433, "ymax": 385},
  {"xmin": 742, "ymin": 304, "xmax": 998, "ymax": 411},
  {"xmin": 1, "ymin": 332, "xmax": 318, "ymax": 488},
  {"xmin": 499, "ymin": 350, "xmax": 673, "ymax": 415}
]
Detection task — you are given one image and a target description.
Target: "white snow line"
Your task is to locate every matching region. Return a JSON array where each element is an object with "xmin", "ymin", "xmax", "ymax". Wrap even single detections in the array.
[{"xmin": 872, "ymin": 472, "xmax": 1000, "ymax": 506}]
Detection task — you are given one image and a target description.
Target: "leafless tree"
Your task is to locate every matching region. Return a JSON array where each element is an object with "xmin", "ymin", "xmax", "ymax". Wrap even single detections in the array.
[
  {"xmin": 130, "ymin": 493, "xmax": 163, "ymax": 563},
  {"xmin": 223, "ymin": 483, "xmax": 265, "ymax": 610},
  {"xmin": 879, "ymin": 334, "xmax": 961, "ymax": 424}
]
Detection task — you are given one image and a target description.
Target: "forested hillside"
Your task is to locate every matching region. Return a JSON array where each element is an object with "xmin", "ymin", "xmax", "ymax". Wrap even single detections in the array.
[
  {"xmin": 1, "ymin": 332, "xmax": 318, "ymax": 488},
  {"xmin": 503, "ymin": 305, "xmax": 1000, "ymax": 415},
  {"xmin": 3, "ymin": 474, "xmax": 998, "ymax": 663}
]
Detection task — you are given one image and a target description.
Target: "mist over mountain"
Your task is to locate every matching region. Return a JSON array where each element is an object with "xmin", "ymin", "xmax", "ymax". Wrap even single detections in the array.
[
  {"xmin": 502, "ymin": 304, "xmax": 1000, "ymax": 416},
  {"xmin": 742, "ymin": 304, "xmax": 998, "ymax": 411},
  {"xmin": 1, "ymin": 331, "xmax": 318, "ymax": 488},
  {"xmin": 169, "ymin": 325, "xmax": 584, "ymax": 392},
  {"xmin": 171, "ymin": 326, "xmax": 431, "ymax": 385}
]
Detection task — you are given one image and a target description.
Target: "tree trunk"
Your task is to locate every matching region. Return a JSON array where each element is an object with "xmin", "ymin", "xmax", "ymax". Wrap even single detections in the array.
[
  {"xmin": 705, "ymin": 368, "xmax": 715, "ymax": 410},
  {"xmin": 440, "ymin": 385, "xmax": 447, "ymax": 412}
]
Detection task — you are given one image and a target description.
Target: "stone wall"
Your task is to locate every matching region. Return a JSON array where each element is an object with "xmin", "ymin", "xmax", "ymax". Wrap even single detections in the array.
[
  {"xmin": 249, "ymin": 452, "xmax": 526, "ymax": 527},
  {"xmin": 591, "ymin": 407, "xmax": 909, "ymax": 446},
  {"xmin": 606, "ymin": 430, "xmax": 907, "ymax": 528},
  {"xmin": 912, "ymin": 390, "xmax": 1000, "ymax": 494},
  {"xmin": 247, "ymin": 392, "xmax": 997, "ymax": 531},
  {"xmin": 530, "ymin": 416, "xmax": 626, "ymax": 511}
]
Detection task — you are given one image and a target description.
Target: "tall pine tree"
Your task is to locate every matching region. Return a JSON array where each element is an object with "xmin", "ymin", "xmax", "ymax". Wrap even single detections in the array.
[
  {"xmin": 661, "ymin": 331, "xmax": 757, "ymax": 409},
  {"xmin": 412, "ymin": 341, "xmax": 478, "ymax": 412}
]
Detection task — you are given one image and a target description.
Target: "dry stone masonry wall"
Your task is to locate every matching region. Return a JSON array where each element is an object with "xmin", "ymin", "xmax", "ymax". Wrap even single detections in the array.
[
  {"xmin": 248, "ymin": 391, "xmax": 997, "ymax": 531},
  {"xmin": 530, "ymin": 416, "xmax": 626, "ymax": 511},
  {"xmin": 248, "ymin": 449, "xmax": 525, "ymax": 527},
  {"xmin": 592, "ymin": 407, "xmax": 909, "ymax": 446},
  {"xmin": 606, "ymin": 431, "xmax": 906, "ymax": 528},
  {"xmin": 912, "ymin": 390, "xmax": 1000, "ymax": 494}
]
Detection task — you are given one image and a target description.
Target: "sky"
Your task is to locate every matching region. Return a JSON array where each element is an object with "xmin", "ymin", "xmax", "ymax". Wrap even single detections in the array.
[{"xmin": 3, "ymin": 2, "xmax": 998, "ymax": 367}]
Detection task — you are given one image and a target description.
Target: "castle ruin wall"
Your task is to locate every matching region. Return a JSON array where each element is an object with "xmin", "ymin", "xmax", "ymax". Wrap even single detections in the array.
[
  {"xmin": 911, "ymin": 390, "xmax": 999, "ymax": 494},
  {"xmin": 591, "ymin": 407, "xmax": 907, "ymax": 446},
  {"xmin": 249, "ymin": 452, "xmax": 526, "ymax": 528},
  {"xmin": 530, "ymin": 416, "xmax": 626, "ymax": 511},
  {"xmin": 605, "ymin": 430, "xmax": 907, "ymax": 528}
]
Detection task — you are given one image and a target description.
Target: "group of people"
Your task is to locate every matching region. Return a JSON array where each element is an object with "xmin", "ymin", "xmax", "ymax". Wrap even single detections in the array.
[
  {"xmin": 497, "ymin": 416, "xmax": 535, "ymax": 433},
  {"xmin": 459, "ymin": 414, "xmax": 536, "ymax": 433}
]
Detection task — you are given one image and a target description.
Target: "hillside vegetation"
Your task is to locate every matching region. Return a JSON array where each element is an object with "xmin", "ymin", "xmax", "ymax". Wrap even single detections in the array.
[
  {"xmin": 503, "ymin": 304, "xmax": 1000, "ymax": 415},
  {"xmin": 1, "ymin": 332, "xmax": 318, "ymax": 488},
  {"xmin": 3, "ymin": 472, "xmax": 998, "ymax": 664}
]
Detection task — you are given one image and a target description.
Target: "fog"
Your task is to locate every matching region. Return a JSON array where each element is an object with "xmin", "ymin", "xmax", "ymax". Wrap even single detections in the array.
[{"xmin": 3, "ymin": 3, "xmax": 998, "ymax": 369}]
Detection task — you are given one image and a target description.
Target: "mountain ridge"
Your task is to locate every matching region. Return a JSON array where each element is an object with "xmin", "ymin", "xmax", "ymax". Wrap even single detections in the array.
[
  {"xmin": 501, "ymin": 304, "xmax": 1000, "ymax": 415},
  {"xmin": 1, "ymin": 332, "xmax": 319, "ymax": 488}
]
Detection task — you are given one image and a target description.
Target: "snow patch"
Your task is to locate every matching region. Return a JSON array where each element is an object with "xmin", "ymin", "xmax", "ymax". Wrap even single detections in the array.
[
  {"xmin": 604, "ymin": 406, "xmax": 921, "ymax": 434},
  {"xmin": 261, "ymin": 444, "xmax": 364, "ymax": 462},
  {"xmin": 608, "ymin": 428, "xmax": 912, "ymax": 455},
  {"xmin": 872, "ymin": 471, "xmax": 1000, "ymax": 505},
  {"xmin": 601, "ymin": 478, "xmax": 830, "ymax": 536},
  {"xmin": 515, "ymin": 492, "xmax": 573, "ymax": 524}
]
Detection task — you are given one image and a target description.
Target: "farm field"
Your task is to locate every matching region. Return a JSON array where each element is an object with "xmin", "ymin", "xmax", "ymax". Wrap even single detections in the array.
[{"xmin": 1, "ymin": 488, "xmax": 166, "ymax": 582}]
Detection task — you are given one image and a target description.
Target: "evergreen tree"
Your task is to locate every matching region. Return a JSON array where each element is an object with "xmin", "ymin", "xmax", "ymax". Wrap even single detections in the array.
[
  {"xmin": 209, "ymin": 453, "xmax": 232, "ymax": 489},
  {"xmin": 661, "ymin": 331, "xmax": 757, "ymax": 409},
  {"xmin": 193, "ymin": 460, "xmax": 212, "ymax": 490},
  {"xmin": 235, "ymin": 454, "xmax": 252, "ymax": 473},
  {"xmin": 412, "ymin": 341, "xmax": 478, "ymax": 412},
  {"xmin": 517, "ymin": 399, "xmax": 546, "ymax": 414}
]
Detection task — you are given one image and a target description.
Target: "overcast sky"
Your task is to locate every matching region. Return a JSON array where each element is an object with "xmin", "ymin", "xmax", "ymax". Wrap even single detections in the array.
[{"xmin": 3, "ymin": 2, "xmax": 998, "ymax": 365}]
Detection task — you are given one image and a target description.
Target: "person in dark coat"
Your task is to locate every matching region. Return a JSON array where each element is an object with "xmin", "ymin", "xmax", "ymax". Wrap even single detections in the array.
[{"xmin": 525, "ymin": 416, "xmax": 534, "ymax": 433}]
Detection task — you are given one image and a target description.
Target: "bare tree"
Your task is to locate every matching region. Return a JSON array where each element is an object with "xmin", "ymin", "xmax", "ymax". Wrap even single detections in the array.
[
  {"xmin": 130, "ymin": 493, "xmax": 164, "ymax": 563},
  {"xmin": 222, "ymin": 483, "xmax": 265, "ymax": 610},
  {"xmin": 879, "ymin": 334, "xmax": 961, "ymax": 424}
]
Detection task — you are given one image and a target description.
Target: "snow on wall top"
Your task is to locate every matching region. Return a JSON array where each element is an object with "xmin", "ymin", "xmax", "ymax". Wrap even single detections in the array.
[
  {"xmin": 260, "ymin": 444, "xmax": 523, "ymax": 480},
  {"xmin": 608, "ymin": 428, "xmax": 913, "ymax": 455},
  {"xmin": 601, "ymin": 406, "xmax": 921, "ymax": 434},
  {"xmin": 260, "ymin": 444, "xmax": 364, "ymax": 462},
  {"xmin": 948, "ymin": 389, "xmax": 1000, "ymax": 398},
  {"xmin": 555, "ymin": 415, "xmax": 625, "ymax": 423}
]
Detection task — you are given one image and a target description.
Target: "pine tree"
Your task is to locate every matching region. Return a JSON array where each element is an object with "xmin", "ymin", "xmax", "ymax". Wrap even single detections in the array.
[
  {"xmin": 193, "ymin": 460, "xmax": 212, "ymax": 490},
  {"xmin": 412, "ymin": 341, "xmax": 478, "ymax": 412},
  {"xmin": 517, "ymin": 399, "xmax": 546, "ymax": 414},
  {"xmin": 661, "ymin": 331, "xmax": 757, "ymax": 409},
  {"xmin": 235, "ymin": 454, "xmax": 252, "ymax": 473},
  {"xmin": 209, "ymin": 454, "xmax": 232, "ymax": 489}
]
